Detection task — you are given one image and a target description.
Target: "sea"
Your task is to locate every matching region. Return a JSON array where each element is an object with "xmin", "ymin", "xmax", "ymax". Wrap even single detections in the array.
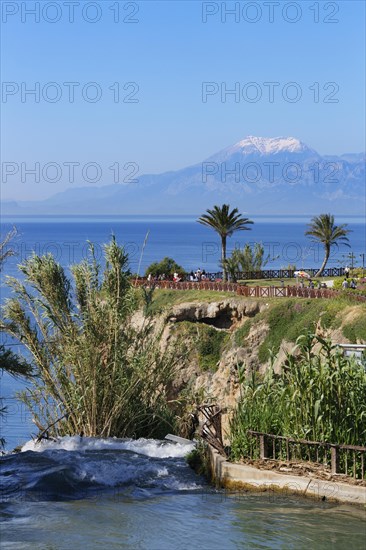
[
  {"xmin": 1, "ymin": 215, "xmax": 365, "ymax": 279},
  {"xmin": 0, "ymin": 215, "xmax": 365, "ymax": 549}
]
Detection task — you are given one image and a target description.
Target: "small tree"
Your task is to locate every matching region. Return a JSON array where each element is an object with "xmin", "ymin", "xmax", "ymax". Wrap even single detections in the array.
[
  {"xmin": 235, "ymin": 243, "xmax": 269, "ymax": 273},
  {"xmin": 222, "ymin": 243, "xmax": 269, "ymax": 281},
  {"xmin": 145, "ymin": 257, "xmax": 185, "ymax": 278}
]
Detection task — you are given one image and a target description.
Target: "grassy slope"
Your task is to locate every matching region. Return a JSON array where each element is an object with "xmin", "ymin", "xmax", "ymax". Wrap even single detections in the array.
[
  {"xmin": 233, "ymin": 297, "xmax": 366, "ymax": 361},
  {"xmin": 146, "ymin": 289, "xmax": 234, "ymax": 314}
]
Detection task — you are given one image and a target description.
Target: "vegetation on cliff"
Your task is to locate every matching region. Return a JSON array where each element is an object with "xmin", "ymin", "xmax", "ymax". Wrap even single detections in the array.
[
  {"xmin": 232, "ymin": 298, "xmax": 366, "ymax": 361},
  {"xmin": 175, "ymin": 321, "xmax": 229, "ymax": 372}
]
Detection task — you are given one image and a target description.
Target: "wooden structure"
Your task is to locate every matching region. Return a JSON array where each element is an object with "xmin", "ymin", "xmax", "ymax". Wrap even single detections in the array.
[
  {"xmin": 133, "ymin": 279, "xmax": 366, "ymax": 303},
  {"xmin": 197, "ymin": 404, "xmax": 226, "ymax": 456},
  {"xmin": 248, "ymin": 430, "xmax": 366, "ymax": 480}
]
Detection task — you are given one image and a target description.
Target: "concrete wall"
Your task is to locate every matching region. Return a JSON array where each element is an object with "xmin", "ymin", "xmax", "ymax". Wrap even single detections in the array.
[{"xmin": 207, "ymin": 445, "xmax": 366, "ymax": 506}]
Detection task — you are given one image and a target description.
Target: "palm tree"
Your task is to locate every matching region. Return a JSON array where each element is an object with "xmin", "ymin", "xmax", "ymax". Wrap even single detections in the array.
[
  {"xmin": 305, "ymin": 214, "xmax": 351, "ymax": 277},
  {"xmin": 198, "ymin": 204, "xmax": 253, "ymax": 281}
]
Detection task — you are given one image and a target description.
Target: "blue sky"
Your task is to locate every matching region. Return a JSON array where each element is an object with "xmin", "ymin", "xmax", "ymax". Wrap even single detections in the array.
[{"xmin": 1, "ymin": 0, "xmax": 365, "ymax": 200}]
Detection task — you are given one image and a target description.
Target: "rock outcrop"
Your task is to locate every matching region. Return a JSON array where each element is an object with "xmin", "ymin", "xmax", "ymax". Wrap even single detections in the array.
[{"xmin": 167, "ymin": 298, "xmax": 266, "ymax": 329}]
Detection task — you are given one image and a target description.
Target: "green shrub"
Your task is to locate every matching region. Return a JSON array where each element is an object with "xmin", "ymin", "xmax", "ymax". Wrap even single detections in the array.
[
  {"xmin": 145, "ymin": 257, "xmax": 186, "ymax": 277},
  {"xmin": 257, "ymin": 300, "xmax": 322, "ymax": 362},
  {"xmin": 172, "ymin": 321, "xmax": 228, "ymax": 372},
  {"xmin": 333, "ymin": 277, "xmax": 352, "ymax": 289},
  {"xmin": 348, "ymin": 268, "xmax": 364, "ymax": 278},
  {"xmin": 186, "ymin": 443, "xmax": 210, "ymax": 476},
  {"xmin": 318, "ymin": 303, "xmax": 342, "ymax": 329},
  {"xmin": 256, "ymin": 299, "xmax": 357, "ymax": 363},
  {"xmin": 197, "ymin": 325, "xmax": 228, "ymax": 371},
  {"xmin": 333, "ymin": 277, "xmax": 366, "ymax": 296},
  {"xmin": 234, "ymin": 320, "xmax": 251, "ymax": 346}
]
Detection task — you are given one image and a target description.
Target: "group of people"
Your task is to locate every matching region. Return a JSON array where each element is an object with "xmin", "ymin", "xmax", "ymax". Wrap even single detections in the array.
[
  {"xmin": 147, "ymin": 269, "xmax": 214, "ymax": 283},
  {"xmin": 342, "ymin": 278, "xmax": 357, "ymax": 290},
  {"xmin": 188, "ymin": 268, "xmax": 214, "ymax": 282},
  {"xmin": 146, "ymin": 269, "xmax": 222, "ymax": 283},
  {"xmin": 147, "ymin": 273, "xmax": 167, "ymax": 282},
  {"xmin": 299, "ymin": 279, "xmax": 326, "ymax": 289},
  {"xmin": 342, "ymin": 266, "xmax": 358, "ymax": 290}
]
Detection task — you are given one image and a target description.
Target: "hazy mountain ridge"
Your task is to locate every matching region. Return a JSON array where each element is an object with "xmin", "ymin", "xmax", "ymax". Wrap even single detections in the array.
[{"xmin": 2, "ymin": 137, "xmax": 365, "ymax": 215}]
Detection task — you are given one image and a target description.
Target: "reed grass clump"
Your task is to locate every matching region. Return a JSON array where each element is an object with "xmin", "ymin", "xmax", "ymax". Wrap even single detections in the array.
[
  {"xmin": 230, "ymin": 333, "xmax": 366, "ymax": 461},
  {"xmin": 1, "ymin": 238, "xmax": 179, "ymax": 439}
]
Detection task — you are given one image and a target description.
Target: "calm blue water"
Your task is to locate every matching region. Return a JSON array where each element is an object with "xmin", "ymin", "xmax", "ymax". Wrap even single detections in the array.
[{"xmin": 1, "ymin": 215, "xmax": 365, "ymax": 277}]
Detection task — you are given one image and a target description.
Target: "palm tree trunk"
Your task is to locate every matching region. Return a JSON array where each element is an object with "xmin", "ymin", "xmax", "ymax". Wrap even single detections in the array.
[
  {"xmin": 315, "ymin": 245, "xmax": 330, "ymax": 277},
  {"xmin": 221, "ymin": 236, "xmax": 227, "ymax": 281}
]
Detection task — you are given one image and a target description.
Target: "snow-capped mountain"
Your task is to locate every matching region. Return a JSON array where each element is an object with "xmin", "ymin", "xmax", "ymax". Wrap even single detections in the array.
[
  {"xmin": 208, "ymin": 136, "xmax": 317, "ymax": 160},
  {"xmin": 2, "ymin": 137, "xmax": 365, "ymax": 215}
]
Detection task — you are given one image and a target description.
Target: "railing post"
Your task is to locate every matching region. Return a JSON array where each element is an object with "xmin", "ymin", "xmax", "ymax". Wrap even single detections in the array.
[
  {"xmin": 331, "ymin": 445, "xmax": 339, "ymax": 474},
  {"xmin": 259, "ymin": 434, "xmax": 269, "ymax": 459}
]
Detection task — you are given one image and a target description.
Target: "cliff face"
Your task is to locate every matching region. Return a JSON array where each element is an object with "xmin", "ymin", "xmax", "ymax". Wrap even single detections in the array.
[
  {"xmin": 164, "ymin": 299, "xmax": 268, "ymax": 419},
  {"xmin": 155, "ymin": 297, "xmax": 366, "ymax": 438}
]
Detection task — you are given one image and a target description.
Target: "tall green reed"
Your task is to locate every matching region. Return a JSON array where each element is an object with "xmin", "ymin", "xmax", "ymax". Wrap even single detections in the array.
[
  {"xmin": 230, "ymin": 333, "xmax": 366, "ymax": 461},
  {"xmin": 1, "ymin": 238, "xmax": 180, "ymax": 439}
]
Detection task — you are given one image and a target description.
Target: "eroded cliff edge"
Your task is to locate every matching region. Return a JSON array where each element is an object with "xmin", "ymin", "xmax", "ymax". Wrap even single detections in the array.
[{"xmin": 134, "ymin": 294, "xmax": 366, "ymax": 437}]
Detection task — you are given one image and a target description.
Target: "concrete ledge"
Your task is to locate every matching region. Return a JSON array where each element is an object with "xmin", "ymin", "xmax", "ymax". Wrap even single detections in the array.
[{"xmin": 208, "ymin": 445, "xmax": 366, "ymax": 506}]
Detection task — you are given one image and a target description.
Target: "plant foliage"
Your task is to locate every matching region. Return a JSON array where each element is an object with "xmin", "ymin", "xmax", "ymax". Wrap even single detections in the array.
[
  {"xmin": 145, "ymin": 257, "xmax": 185, "ymax": 277},
  {"xmin": 198, "ymin": 204, "xmax": 253, "ymax": 281},
  {"xmin": 1, "ymin": 238, "xmax": 179, "ymax": 439},
  {"xmin": 230, "ymin": 333, "xmax": 366, "ymax": 461}
]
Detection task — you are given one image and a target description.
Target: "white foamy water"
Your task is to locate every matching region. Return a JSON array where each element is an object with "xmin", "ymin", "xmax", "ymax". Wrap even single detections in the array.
[{"xmin": 21, "ymin": 435, "xmax": 195, "ymax": 458}]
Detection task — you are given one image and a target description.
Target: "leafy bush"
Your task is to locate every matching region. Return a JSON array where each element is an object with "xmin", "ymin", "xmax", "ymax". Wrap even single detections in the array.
[
  {"xmin": 333, "ymin": 277, "xmax": 366, "ymax": 296},
  {"xmin": 333, "ymin": 277, "xmax": 352, "ymax": 289},
  {"xmin": 176, "ymin": 322, "xmax": 227, "ymax": 372},
  {"xmin": 145, "ymin": 257, "xmax": 186, "ymax": 277},
  {"xmin": 222, "ymin": 243, "xmax": 269, "ymax": 281},
  {"xmin": 348, "ymin": 268, "xmax": 364, "ymax": 278},
  {"xmin": 186, "ymin": 443, "xmax": 209, "ymax": 476}
]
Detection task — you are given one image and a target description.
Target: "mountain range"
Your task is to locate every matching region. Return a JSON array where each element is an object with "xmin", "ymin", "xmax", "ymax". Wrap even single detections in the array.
[{"xmin": 2, "ymin": 137, "xmax": 365, "ymax": 215}]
